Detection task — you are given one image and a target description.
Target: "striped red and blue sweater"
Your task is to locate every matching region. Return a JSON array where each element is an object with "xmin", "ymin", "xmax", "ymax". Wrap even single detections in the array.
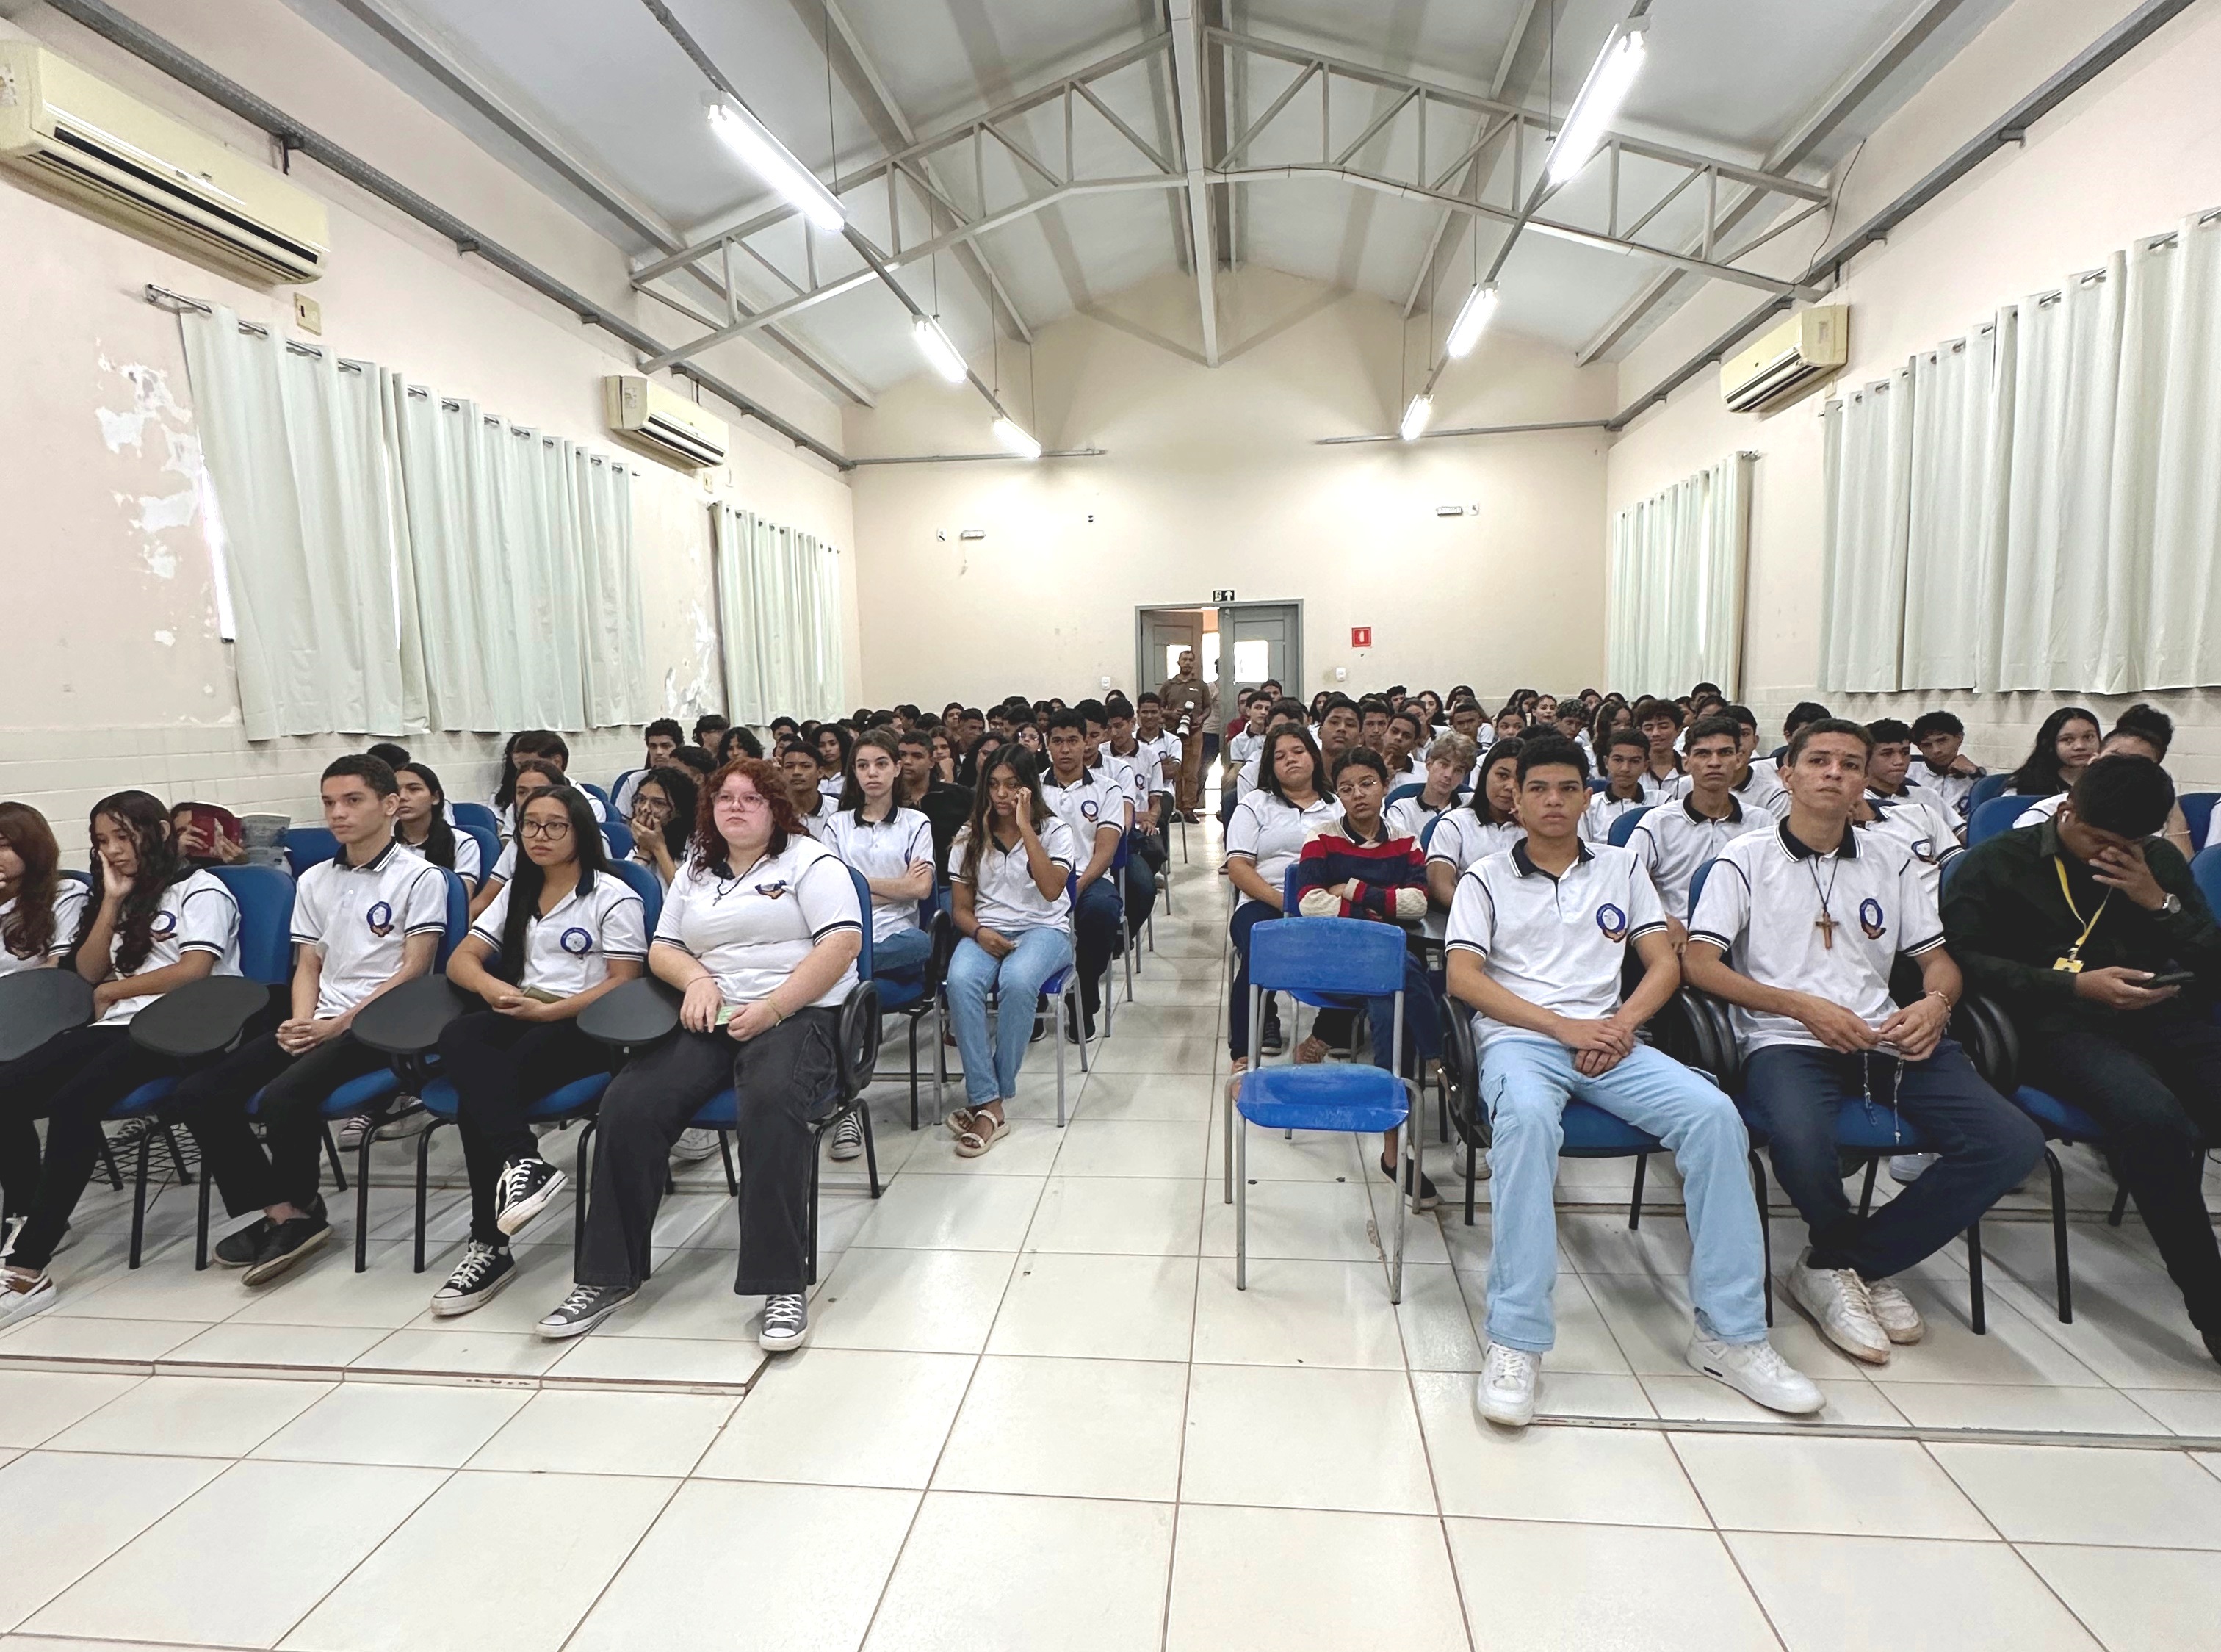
[{"xmin": 1291, "ymin": 818, "xmax": 1428, "ymax": 922}]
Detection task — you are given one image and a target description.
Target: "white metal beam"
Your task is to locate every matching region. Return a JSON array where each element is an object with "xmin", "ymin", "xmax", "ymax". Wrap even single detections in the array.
[
  {"xmin": 1166, "ymin": 0, "xmax": 1221, "ymax": 367},
  {"xmin": 1401, "ymin": 0, "xmax": 1540, "ymax": 319}
]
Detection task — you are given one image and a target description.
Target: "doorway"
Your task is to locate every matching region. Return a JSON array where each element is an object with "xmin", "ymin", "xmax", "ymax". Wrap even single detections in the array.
[
  {"xmin": 1136, "ymin": 607, "xmax": 1212, "ymax": 699},
  {"xmin": 1135, "ymin": 601, "xmax": 1302, "ymax": 709}
]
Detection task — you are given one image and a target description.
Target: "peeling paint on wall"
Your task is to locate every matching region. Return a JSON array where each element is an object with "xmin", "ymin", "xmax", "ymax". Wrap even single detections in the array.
[
  {"xmin": 154, "ymin": 630, "xmax": 176, "ymax": 647},
  {"xmin": 96, "ymin": 359, "xmax": 205, "ymax": 582},
  {"xmin": 94, "ymin": 358, "xmax": 191, "ymax": 453}
]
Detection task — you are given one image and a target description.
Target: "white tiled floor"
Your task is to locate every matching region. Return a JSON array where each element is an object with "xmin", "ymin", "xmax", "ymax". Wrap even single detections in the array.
[{"xmin": 5, "ymin": 815, "xmax": 2221, "ymax": 1648}]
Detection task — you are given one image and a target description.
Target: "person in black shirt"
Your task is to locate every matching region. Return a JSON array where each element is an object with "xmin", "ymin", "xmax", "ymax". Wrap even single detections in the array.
[
  {"xmin": 897, "ymin": 729, "xmax": 973, "ymax": 876},
  {"xmin": 1943, "ymin": 754, "xmax": 2221, "ymax": 1365}
]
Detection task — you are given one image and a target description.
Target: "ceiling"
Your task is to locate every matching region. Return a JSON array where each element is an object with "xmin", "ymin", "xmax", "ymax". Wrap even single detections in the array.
[{"xmin": 285, "ymin": 0, "xmax": 2016, "ymax": 403}]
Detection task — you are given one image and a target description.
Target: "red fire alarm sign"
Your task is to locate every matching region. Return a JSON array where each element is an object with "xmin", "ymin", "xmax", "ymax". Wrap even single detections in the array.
[{"xmin": 1351, "ymin": 626, "xmax": 1372, "ymax": 648}]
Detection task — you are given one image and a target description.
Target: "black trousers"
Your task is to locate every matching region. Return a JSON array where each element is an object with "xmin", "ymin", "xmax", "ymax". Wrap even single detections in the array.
[
  {"xmin": 575, "ymin": 1011, "xmax": 839, "ymax": 1296},
  {"xmin": 165, "ymin": 1030, "xmax": 389, "ymax": 1216},
  {"xmin": 0, "ymin": 1025, "xmax": 175, "ymax": 1272},
  {"xmin": 1125, "ymin": 832, "xmax": 1165, "ymax": 935},
  {"xmin": 435, "ymin": 1013, "xmax": 610, "ymax": 1247},
  {"xmin": 2023, "ymin": 1013, "xmax": 2221, "ymax": 1335},
  {"xmin": 1072, "ymin": 879, "xmax": 1122, "ymax": 1018}
]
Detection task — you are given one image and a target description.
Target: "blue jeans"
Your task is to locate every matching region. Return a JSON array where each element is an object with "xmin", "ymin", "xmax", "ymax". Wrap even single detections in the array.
[
  {"xmin": 873, "ymin": 926, "xmax": 932, "ymax": 975},
  {"xmin": 1481, "ymin": 1037, "xmax": 1768, "ymax": 1354},
  {"xmin": 1742, "ymin": 1039, "xmax": 2042, "ymax": 1280},
  {"xmin": 946, "ymin": 926, "xmax": 1075, "ymax": 1108}
]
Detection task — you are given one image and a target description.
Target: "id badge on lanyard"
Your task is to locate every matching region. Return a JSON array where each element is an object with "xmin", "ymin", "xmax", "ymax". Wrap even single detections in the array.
[{"xmin": 2052, "ymin": 856, "xmax": 2107, "ymax": 974}]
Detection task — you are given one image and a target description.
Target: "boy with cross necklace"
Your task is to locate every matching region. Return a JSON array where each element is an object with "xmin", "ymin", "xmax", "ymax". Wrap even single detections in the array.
[{"xmin": 1682, "ymin": 719, "xmax": 2043, "ymax": 1368}]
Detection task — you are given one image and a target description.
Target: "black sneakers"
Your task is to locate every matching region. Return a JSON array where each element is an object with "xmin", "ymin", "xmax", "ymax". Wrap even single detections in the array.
[
  {"xmin": 1260, "ymin": 1000, "xmax": 1286, "ymax": 1057},
  {"xmin": 1380, "ymin": 1155, "xmax": 1441, "ymax": 1212},
  {"xmin": 537, "ymin": 1283, "xmax": 637, "ymax": 1339},
  {"xmin": 242, "ymin": 1200, "xmax": 331, "ymax": 1286},
  {"xmin": 494, "ymin": 1158, "xmax": 566, "ymax": 1238},
  {"xmin": 213, "ymin": 1216, "xmax": 275, "ymax": 1269},
  {"xmin": 431, "ymin": 1241, "xmax": 516, "ymax": 1316}
]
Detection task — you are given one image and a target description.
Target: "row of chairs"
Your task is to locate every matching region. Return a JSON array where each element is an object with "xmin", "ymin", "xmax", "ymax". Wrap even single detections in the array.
[{"xmin": 278, "ymin": 807, "xmax": 635, "ymax": 882}]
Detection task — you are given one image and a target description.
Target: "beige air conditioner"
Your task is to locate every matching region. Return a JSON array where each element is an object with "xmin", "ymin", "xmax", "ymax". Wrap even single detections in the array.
[
  {"xmin": 1721, "ymin": 305, "xmax": 1848, "ymax": 414},
  {"xmin": 604, "ymin": 375, "xmax": 729, "ymax": 469},
  {"xmin": 0, "ymin": 40, "xmax": 329, "ymax": 283}
]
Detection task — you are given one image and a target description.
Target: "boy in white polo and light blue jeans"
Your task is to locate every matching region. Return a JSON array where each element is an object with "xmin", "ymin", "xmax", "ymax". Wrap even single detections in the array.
[{"xmin": 1444, "ymin": 734, "xmax": 1821, "ymax": 1428}]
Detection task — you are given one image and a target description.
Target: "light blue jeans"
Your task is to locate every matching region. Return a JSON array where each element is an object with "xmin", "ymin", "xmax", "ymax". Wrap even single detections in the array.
[
  {"xmin": 1480, "ymin": 1036, "xmax": 1767, "ymax": 1354},
  {"xmin": 873, "ymin": 926, "xmax": 933, "ymax": 975},
  {"xmin": 945, "ymin": 926, "xmax": 1075, "ymax": 1108}
]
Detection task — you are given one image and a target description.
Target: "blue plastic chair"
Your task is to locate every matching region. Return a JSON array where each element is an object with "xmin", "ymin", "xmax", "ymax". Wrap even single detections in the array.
[
  {"xmin": 1384, "ymin": 782, "xmax": 1425, "ymax": 807},
  {"xmin": 610, "ymin": 769, "xmax": 643, "ymax": 810},
  {"xmin": 1607, "ymin": 804, "xmax": 1653, "ymax": 847},
  {"xmin": 1232, "ymin": 916, "xmax": 1415, "ymax": 1300},
  {"xmin": 601, "ymin": 818, "xmax": 635, "ymax": 861},
  {"xmin": 1968, "ymin": 795, "xmax": 2035, "ymax": 845},
  {"xmin": 605, "ymin": 857, "xmax": 665, "ymax": 933},
  {"xmin": 2193, "ymin": 845, "xmax": 2221, "ymax": 915},
  {"xmin": 1586, "ymin": 776, "xmax": 1610, "ymax": 794},
  {"xmin": 452, "ymin": 802, "xmax": 500, "ymax": 839},
  {"xmin": 283, "ymin": 826, "xmax": 339, "ymax": 876},
  {"xmin": 2181, "ymin": 793, "xmax": 2219, "ymax": 851},
  {"xmin": 1967, "ymin": 773, "xmax": 2012, "ymax": 812},
  {"xmin": 456, "ymin": 821, "xmax": 501, "ymax": 890},
  {"xmin": 579, "ymin": 782, "xmax": 613, "ymax": 813}
]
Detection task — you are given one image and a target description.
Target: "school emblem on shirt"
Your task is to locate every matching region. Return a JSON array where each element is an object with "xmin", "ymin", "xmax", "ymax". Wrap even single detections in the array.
[
  {"xmin": 151, "ymin": 910, "xmax": 178, "ymax": 939},
  {"xmin": 560, "ymin": 926, "xmax": 593, "ymax": 956},
  {"xmin": 1860, "ymin": 898, "xmax": 1887, "ymax": 940},
  {"xmin": 365, "ymin": 901, "xmax": 395, "ymax": 938},
  {"xmin": 1910, "ymin": 838, "xmax": 1937, "ymax": 865},
  {"xmin": 1595, "ymin": 903, "xmax": 1630, "ymax": 942},
  {"xmin": 755, "ymin": 881, "xmax": 791, "ymax": 901},
  {"xmin": 1080, "ymin": 798, "xmax": 1099, "ymax": 820}
]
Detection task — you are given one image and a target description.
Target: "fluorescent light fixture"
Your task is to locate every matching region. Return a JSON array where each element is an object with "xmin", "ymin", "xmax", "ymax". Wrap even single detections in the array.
[
  {"xmin": 992, "ymin": 416, "xmax": 1043, "ymax": 459},
  {"xmin": 912, "ymin": 316, "xmax": 968, "ymax": 384},
  {"xmin": 1545, "ymin": 21, "xmax": 1648, "ymax": 187},
  {"xmin": 1398, "ymin": 394, "xmax": 1434, "ymax": 442},
  {"xmin": 705, "ymin": 96, "xmax": 845, "ymax": 233},
  {"xmin": 1526, "ymin": 220, "xmax": 1635, "ymax": 256},
  {"xmin": 1444, "ymin": 283, "xmax": 1500, "ymax": 358}
]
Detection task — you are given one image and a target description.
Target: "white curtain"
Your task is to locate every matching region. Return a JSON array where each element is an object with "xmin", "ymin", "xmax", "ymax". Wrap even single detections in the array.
[
  {"xmin": 715, "ymin": 504, "xmax": 847, "ymax": 724},
  {"xmin": 179, "ymin": 306, "xmax": 425, "ymax": 739},
  {"xmin": 1995, "ymin": 256, "xmax": 2129, "ymax": 691},
  {"xmin": 577, "ymin": 451, "xmax": 643, "ymax": 727},
  {"xmin": 1902, "ymin": 321, "xmax": 2012, "ymax": 691},
  {"xmin": 2131, "ymin": 214, "xmax": 2221, "ymax": 688},
  {"xmin": 1606, "ymin": 454, "xmax": 1751, "ymax": 696},
  {"xmin": 1818, "ymin": 370, "xmax": 1914, "ymax": 693}
]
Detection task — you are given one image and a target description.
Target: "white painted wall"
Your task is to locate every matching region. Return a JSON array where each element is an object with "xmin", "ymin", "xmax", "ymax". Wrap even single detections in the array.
[
  {"xmin": 1606, "ymin": 0, "xmax": 2221, "ymax": 779},
  {"xmin": 0, "ymin": 0, "xmax": 859, "ymax": 851},
  {"xmin": 845, "ymin": 264, "xmax": 1618, "ymax": 708}
]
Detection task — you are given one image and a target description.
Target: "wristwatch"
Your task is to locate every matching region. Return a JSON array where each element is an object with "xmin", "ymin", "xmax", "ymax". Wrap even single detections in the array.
[{"xmin": 2160, "ymin": 892, "xmax": 2183, "ymax": 917}]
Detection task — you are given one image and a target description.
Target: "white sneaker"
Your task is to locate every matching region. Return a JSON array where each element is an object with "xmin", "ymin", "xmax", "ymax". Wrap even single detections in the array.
[
  {"xmin": 1785, "ymin": 1249, "xmax": 1892, "ymax": 1365},
  {"xmin": 1476, "ymin": 1341, "xmax": 1540, "ymax": 1427},
  {"xmin": 1888, "ymin": 1153, "xmax": 1937, "ymax": 1184},
  {"xmin": 670, "ymin": 1128, "xmax": 721, "ymax": 1165},
  {"xmin": 374, "ymin": 1099, "xmax": 433, "ymax": 1141},
  {"xmin": 0, "ymin": 1266, "xmax": 57, "ymax": 1326},
  {"xmin": 1687, "ymin": 1333, "xmax": 1824, "ymax": 1415},
  {"xmin": 1863, "ymin": 1277, "xmax": 1925, "ymax": 1344}
]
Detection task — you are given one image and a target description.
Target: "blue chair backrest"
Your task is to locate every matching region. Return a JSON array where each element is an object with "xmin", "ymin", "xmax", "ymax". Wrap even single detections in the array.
[
  {"xmin": 453, "ymin": 801, "xmax": 499, "ymax": 837},
  {"xmin": 59, "ymin": 868, "xmax": 90, "ymax": 887},
  {"xmin": 1384, "ymin": 782, "xmax": 1423, "ymax": 807},
  {"xmin": 435, "ymin": 868, "xmax": 469, "ymax": 968},
  {"xmin": 606, "ymin": 859, "xmax": 664, "ymax": 934},
  {"xmin": 284, "ymin": 826, "xmax": 339, "ymax": 876},
  {"xmin": 1250, "ymin": 915, "xmax": 1408, "ymax": 997},
  {"xmin": 2192, "ymin": 846, "xmax": 2221, "ymax": 918},
  {"xmin": 601, "ymin": 818, "xmax": 635, "ymax": 859},
  {"xmin": 2181, "ymin": 792, "xmax": 2218, "ymax": 851},
  {"xmin": 1968, "ymin": 795, "xmax": 2034, "ymax": 845},
  {"xmin": 1586, "ymin": 776, "xmax": 1609, "ymax": 793},
  {"xmin": 1967, "ymin": 773, "xmax": 2011, "ymax": 810},
  {"xmin": 1607, "ymin": 805, "xmax": 1653, "ymax": 848},
  {"xmin": 458, "ymin": 822, "xmax": 501, "ymax": 882},
  {"xmin": 1688, "ymin": 856, "xmax": 1716, "ymax": 915},
  {"xmin": 847, "ymin": 865, "xmax": 875, "ymax": 980},
  {"xmin": 610, "ymin": 769, "xmax": 643, "ymax": 807},
  {"xmin": 212, "ymin": 865, "xmax": 296, "ymax": 985},
  {"xmin": 579, "ymin": 782, "xmax": 613, "ymax": 812}
]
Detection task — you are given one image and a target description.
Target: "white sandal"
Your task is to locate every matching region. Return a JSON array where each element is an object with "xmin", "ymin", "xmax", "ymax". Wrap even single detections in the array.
[
  {"xmin": 954, "ymin": 1108, "xmax": 1010, "ymax": 1158},
  {"xmin": 945, "ymin": 1106, "xmax": 975, "ymax": 1141}
]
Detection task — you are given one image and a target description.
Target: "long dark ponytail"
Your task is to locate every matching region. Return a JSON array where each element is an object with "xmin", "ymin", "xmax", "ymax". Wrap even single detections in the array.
[{"xmin": 395, "ymin": 762, "xmax": 460, "ymax": 870}]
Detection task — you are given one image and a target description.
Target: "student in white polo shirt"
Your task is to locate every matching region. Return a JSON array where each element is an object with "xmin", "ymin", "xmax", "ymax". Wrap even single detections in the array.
[
  {"xmin": 820, "ymin": 729, "xmax": 936, "ymax": 977},
  {"xmin": 2020, "ymin": 714, "xmax": 2195, "ymax": 859},
  {"xmin": 392, "ymin": 762, "xmax": 482, "ymax": 892},
  {"xmin": 1723, "ymin": 704, "xmax": 1788, "ymax": 818},
  {"xmin": 1041, "ymin": 710, "xmax": 1126, "ymax": 1042},
  {"xmin": 943, "ymin": 747, "xmax": 1080, "ymax": 1156},
  {"xmin": 0, "ymin": 791, "xmax": 242, "ymax": 1324},
  {"xmin": 780, "ymin": 742, "xmax": 840, "ymax": 840},
  {"xmin": 1105, "ymin": 693, "xmax": 1168, "ymax": 938},
  {"xmin": 1384, "ymin": 732, "xmax": 1472, "ymax": 845},
  {"xmin": 542, "ymin": 755, "xmax": 863, "ymax": 1351},
  {"xmin": 1581, "ymin": 728, "xmax": 1653, "ymax": 845},
  {"xmin": 469, "ymin": 761, "xmax": 565, "ymax": 921},
  {"xmin": 0, "ymin": 802, "xmax": 87, "ymax": 981},
  {"xmin": 1910, "ymin": 710, "xmax": 1985, "ymax": 822},
  {"xmin": 1426, "ymin": 738, "xmax": 1527, "ymax": 911},
  {"xmin": 1446, "ymin": 735, "xmax": 1817, "ymax": 1426},
  {"xmin": 1134, "ymin": 692, "xmax": 1185, "ymax": 812},
  {"xmin": 1683, "ymin": 719, "xmax": 2043, "ymax": 1366},
  {"xmin": 1628, "ymin": 715, "xmax": 1774, "ymax": 925},
  {"xmin": 1381, "ymin": 707, "xmax": 1431, "ymax": 793},
  {"xmin": 430, "ymin": 784, "xmax": 646, "ymax": 1315},
  {"xmin": 1865, "ymin": 720, "xmax": 1968, "ymax": 848},
  {"xmin": 167, "ymin": 757, "xmax": 447, "ymax": 1287},
  {"xmin": 1636, "ymin": 699, "xmax": 1686, "ymax": 801},
  {"xmin": 1224, "ymin": 726, "xmax": 1340, "ymax": 1075},
  {"xmin": 612, "ymin": 718, "xmax": 685, "ymax": 818},
  {"xmin": 1228, "ymin": 698, "xmax": 1309, "ymax": 817}
]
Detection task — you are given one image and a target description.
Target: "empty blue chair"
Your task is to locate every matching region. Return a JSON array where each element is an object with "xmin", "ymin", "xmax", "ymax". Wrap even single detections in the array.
[
  {"xmin": 1607, "ymin": 804, "xmax": 1653, "ymax": 848},
  {"xmin": 1967, "ymin": 795, "xmax": 2035, "ymax": 845},
  {"xmin": 1231, "ymin": 916, "xmax": 1415, "ymax": 1301},
  {"xmin": 2181, "ymin": 793, "xmax": 2219, "ymax": 851},
  {"xmin": 2192, "ymin": 845, "xmax": 2221, "ymax": 916},
  {"xmin": 1966, "ymin": 773, "xmax": 2012, "ymax": 812},
  {"xmin": 283, "ymin": 826, "xmax": 339, "ymax": 876},
  {"xmin": 452, "ymin": 801, "xmax": 500, "ymax": 839},
  {"xmin": 456, "ymin": 820, "xmax": 501, "ymax": 888}
]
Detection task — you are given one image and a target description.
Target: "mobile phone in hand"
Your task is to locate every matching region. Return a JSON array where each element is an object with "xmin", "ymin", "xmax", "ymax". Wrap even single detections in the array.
[{"xmin": 2143, "ymin": 970, "xmax": 2197, "ymax": 991}]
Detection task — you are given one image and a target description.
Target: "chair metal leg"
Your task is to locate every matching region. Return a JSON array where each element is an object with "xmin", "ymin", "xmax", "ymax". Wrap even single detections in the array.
[
  {"xmin": 806, "ymin": 1130, "xmax": 822, "ymax": 1288},
  {"xmin": 2108, "ymin": 1183, "xmax": 2128, "ymax": 1227},
  {"xmin": 1464, "ymin": 1139, "xmax": 1477, "ymax": 1227},
  {"xmin": 1235, "ymin": 1112, "xmax": 1248, "ymax": 1291},
  {"xmin": 1390, "ymin": 1097, "xmax": 1410, "ymax": 1306},
  {"xmin": 1055, "ymin": 988, "xmax": 1069, "ymax": 1128},
  {"xmin": 1857, "ymin": 1158, "xmax": 1879, "ymax": 1219},
  {"xmin": 354, "ymin": 1127, "xmax": 374, "ymax": 1272},
  {"xmin": 162, "ymin": 1125, "xmax": 194, "ymax": 1187},
  {"xmin": 1965, "ymin": 1220, "xmax": 1987, "ymax": 1335},
  {"xmin": 906, "ymin": 1017, "xmax": 921, "ymax": 1133},
  {"xmin": 573, "ymin": 1119, "xmax": 597, "ymax": 1278},
  {"xmin": 324, "ymin": 1125, "xmax": 349, "ymax": 1194},
  {"xmin": 1628, "ymin": 1153, "xmax": 1649, "ymax": 1230},
  {"xmin": 128, "ymin": 1130, "xmax": 154, "ymax": 1269},
  {"xmin": 98, "ymin": 1134, "xmax": 125, "ymax": 1193},
  {"xmin": 195, "ymin": 1155, "xmax": 214, "ymax": 1271},
  {"xmin": 413, "ymin": 1120, "xmax": 441, "ymax": 1275},
  {"xmin": 2045, "ymin": 1146, "xmax": 2073, "ymax": 1323},
  {"xmin": 718, "ymin": 1130, "xmax": 740, "ymax": 1197},
  {"xmin": 1749, "ymin": 1151, "xmax": 1773, "ymax": 1327}
]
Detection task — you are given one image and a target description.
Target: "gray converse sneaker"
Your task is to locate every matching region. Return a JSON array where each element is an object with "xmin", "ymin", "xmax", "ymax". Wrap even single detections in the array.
[
  {"xmin": 536, "ymin": 1283, "xmax": 636, "ymax": 1340},
  {"xmin": 759, "ymin": 1291, "xmax": 810, "ymax": 1352},
  {"xmin": 828, "ymin": 1112, "xmax": 864, "ymax": 1162}
]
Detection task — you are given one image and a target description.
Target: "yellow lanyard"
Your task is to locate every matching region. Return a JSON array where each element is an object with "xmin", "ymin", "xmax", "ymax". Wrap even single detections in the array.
[{"xmin": 2054, "ymin": 856, "xmax": 2111, "ymax": 967}]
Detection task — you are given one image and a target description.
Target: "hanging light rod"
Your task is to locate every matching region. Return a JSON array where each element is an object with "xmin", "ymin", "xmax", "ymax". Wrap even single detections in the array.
[
  {"xmin": 851, "ymin": 447, "xmax": 1107, "ymax": 466},
  {"xmin": 1547, "ymin": 18, "xmax": 1651, "ymax": 186},
  {"xmin": 1443, "ymin": 283, "xmax": 1500, "ymax": 358},
  {"xmin": 704, "ymin": 96, "xmax": 845, "ymax": 232},
  {"xmin": 911, "ymin": 315, "xmax": 969, "ymax": 384},
  {"xmin": 992, "ymin": 417, "xmax": 1044, "ymax": 460},
  {"xmin": 1398, "ymin": 395, "xmax": 1434, "ymax": 442},
  {"xmin": 1321, "ymin": 417, "xmax": 1611, "ymax": 446}
]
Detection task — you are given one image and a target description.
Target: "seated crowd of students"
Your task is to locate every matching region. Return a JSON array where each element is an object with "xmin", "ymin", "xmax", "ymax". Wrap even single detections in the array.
[{"xmin": 4, "ymin": 681, "xmax": 2219, "ymax": 1419}]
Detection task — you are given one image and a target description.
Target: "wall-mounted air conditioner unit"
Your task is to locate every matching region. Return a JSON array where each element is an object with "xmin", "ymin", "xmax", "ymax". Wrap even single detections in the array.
[
  {"xmin": 0, "ymin": 41, "xmax": 329, "ymax": 283},
  {"xmin": 1721, "ymin": 305, "xmax": 1848, "ymax": 414},
  {"xmin": 604, "ymin": 374, "xmax": 729, "ymax": 469}
]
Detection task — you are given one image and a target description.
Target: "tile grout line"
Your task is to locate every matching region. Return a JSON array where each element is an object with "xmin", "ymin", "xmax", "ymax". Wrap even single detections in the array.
[{"xmin": 1658, "ymin": 1431, "xmax": 1794, "ymax": 1652}]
